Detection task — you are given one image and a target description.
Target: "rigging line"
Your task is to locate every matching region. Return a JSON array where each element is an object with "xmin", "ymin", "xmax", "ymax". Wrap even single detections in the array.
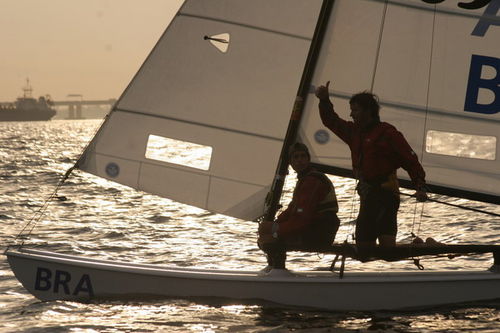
[
  {"xmin": 12, "ymin": 115, "xmax": 103, "ymax": 246},
  {"xmin": 13, "ymin": 168, "xmax": 73, "ymax": 247},
  {"xmin": 411, "ymin": 198, "xmax": 419, "ymax": 237},
  {"xmin": 410, "ymin": 4, "xmax": 439, "ymax": 234},
  {"xmin": 400, "ymin": 192, "xmax": 500, "ymax": 217},
  {"xmin": 410, "ymin": 200, "xmax": 425, "ymax": 241},
  {"xmin": 370, "ymin": 0, "xmax": 389, "ymax": 92},
  {"xmin": 420, "ymin": 5, "xmax": 437, "ymax": 162},
  {"xmin": 418, "ymin": 203, "xmax": 425, "ymax": 236},
  {"xmin": 347, "ymin": 180, "xmax": 359, "ymax": 242}
]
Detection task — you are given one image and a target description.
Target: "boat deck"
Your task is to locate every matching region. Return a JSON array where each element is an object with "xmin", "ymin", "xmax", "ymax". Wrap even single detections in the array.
[{"xmin": 287, "ymin": 243, "xmax": 500, "ymax": 264}]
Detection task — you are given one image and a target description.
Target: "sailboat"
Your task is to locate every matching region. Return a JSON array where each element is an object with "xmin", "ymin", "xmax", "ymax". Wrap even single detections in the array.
[{"xmin": 5, "ymin": 0, "xmax": 500, "ymax": 311}]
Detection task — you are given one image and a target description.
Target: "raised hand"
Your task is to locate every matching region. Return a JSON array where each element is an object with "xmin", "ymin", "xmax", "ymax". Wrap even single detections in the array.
[{"xmin": 315, "ymin": 81, "xmax": 331, "ymax": 100}]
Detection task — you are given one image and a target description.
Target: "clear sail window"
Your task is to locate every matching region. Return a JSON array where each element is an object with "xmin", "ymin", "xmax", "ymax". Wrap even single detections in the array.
[
  {"xmin": 145, "ymin": 135, "xmax": 212, "ymax": 170},
  {"xmin": 425, "ymin": 130, "xmax": 496, "ymax": 160}
]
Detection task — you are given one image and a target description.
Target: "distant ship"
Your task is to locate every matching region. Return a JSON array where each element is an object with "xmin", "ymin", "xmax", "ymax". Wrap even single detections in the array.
[{"xmin": 0, "ymin": 79, "xmax": 56, "ymax": 121}]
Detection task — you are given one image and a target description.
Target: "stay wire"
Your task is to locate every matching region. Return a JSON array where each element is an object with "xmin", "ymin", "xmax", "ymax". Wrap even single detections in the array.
[
  {"xmin": 347, "ymin": 179, "xmax": 359, "ymax": 243},
  {"xmin": 400, "ymin": 192, "xmax": 500, "ymax": 217},
  {"xmin": 12, "ymin": 167, "xmax": 74, "ymax": 248},
  {"xmin": 369, "ymin": 0, "xmax": 389, "ymax": 93},
  {"xmin": 10, "ymin": 112, "xmax": 110, "ymax": 250},
  {"xmin": 344, "ymin": 0, "xmax": 388, "ymax": 243},
  {"xmin": 411, "ymin": 4, "xmax": 438, "ymax": 239}
]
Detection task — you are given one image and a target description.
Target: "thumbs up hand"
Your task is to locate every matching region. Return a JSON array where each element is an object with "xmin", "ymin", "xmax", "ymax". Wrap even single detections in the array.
[{"xmin": 315, "ymin": 81, "xmax": 330, "ymax": 100}]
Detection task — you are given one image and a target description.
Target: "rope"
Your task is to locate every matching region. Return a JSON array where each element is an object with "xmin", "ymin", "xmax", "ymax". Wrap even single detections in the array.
[
  {"xmin": 407, "ymin": 2, "xmax": 438, "ymax": 245},
  {"xmin": 410, "ymin": 197, "xmax": 426, "ymax": 240},
  {"xmin": 10, "ymin": 167, "xmax": 75, "ymax": 249},
  {"xmin": 406, "ymin": 3, "xmax": 437, "ymax": 258},
  {"xmin": 369, "ymin": 0, "xmax": 389, "ymax": 93},
  {"xmin": 346, "ymin": 180, "xmax": 359, "ymax": 243},
  {"xmin": 400, "ymin": 192, "xmax": 500, "ymax": 217},
  {"xmin": 419, "ymin": 4, "xmax": 437, "ymax": 160},
  {"xmin": 5, "ymin": 115, "xmax": 107, "ymax": 252}
]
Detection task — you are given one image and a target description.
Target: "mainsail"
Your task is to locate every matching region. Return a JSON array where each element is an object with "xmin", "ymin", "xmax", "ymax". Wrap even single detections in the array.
[
  {"xmin": 299, "ymin": 0, "xmax": 500, "ymax": 204},
  {"xmin": 77, "ymin": 0, "xmax": 324, "ymax": 220},
  {"xmin": 5, "ymin": 0, "xmax": 500, "ymax": 309},
  {"xmin": 77, "ymin": 0, "xmax": 499, "ymax": 224}
]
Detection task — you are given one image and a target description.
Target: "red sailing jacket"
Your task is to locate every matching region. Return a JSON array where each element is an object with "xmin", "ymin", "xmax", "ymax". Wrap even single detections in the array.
[
  {"xmin": 319, "ymin": 100, "xmax": 426, "ymax": 187},
  {"xmin": 276, "ymin": 168, "xmax": 337, "ymax": 237}
]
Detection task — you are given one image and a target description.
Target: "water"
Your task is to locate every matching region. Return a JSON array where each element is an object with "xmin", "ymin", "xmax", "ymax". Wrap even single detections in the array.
[{"xmin": 1, "ymin": 119, "xmax": 499, "ymax": 332}]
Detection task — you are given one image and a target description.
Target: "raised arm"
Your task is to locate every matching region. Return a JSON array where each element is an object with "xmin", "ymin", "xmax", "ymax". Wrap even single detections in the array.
[{"xmin": 315, "ymin": 81, "xmax": 355, "ymax": 145}]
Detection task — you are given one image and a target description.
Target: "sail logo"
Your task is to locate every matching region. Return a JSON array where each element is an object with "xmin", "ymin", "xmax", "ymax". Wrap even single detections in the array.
[
  {"xmin": 35, "ymin": 267, "xmax": 94, "ymax": 297},
  {"xmin": 471, "ymin": 0, "xmax": 500, "ymax": 36},
  {"xmin": 464, "ymin": 54, "xmax": 499, "ymax": 114},
  {"xmin": 105, "ymin": 162, "xmax": 120, "ymax": 178},
  {"xmin": 421, "ymin": 0, "xmax": 492, "ymax": 10},
  {"xmin": 314, "ymin": 130, "xmax": 330, "ymax": 144}
]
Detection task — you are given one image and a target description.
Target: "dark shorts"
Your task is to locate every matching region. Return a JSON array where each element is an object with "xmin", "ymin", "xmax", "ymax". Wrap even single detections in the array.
[
  {"xmin": 261, "ymin": 212, "xmax": 341, "ymax": 268},
  {"xmin": 301, "ymin": 211, "xmax": 340, "ymax": 247},
  {"xmin": 355, "ymin": 184, "xmax": 400, "ymax": 242}
]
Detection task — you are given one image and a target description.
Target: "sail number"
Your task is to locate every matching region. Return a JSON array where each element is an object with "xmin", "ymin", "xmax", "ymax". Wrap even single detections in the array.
[
  {"xmin": 465, "ymin": 55, "xmax": 500, "ymax": 114},
  {"xmin": 464, "ymin": 1, "xmax": 499, "ymax": 114},
  {"xmin": 35, "ymin": 267, "xmax": 94, "ymax": 297}
]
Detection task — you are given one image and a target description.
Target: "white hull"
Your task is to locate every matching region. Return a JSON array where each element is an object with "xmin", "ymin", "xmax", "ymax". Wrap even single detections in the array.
[{"xmin": 6, "ymin": 248, "xmax": 500, "ymax": 311}]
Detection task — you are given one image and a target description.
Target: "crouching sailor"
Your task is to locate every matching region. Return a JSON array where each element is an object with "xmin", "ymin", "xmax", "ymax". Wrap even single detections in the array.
[{"xmin": 258, "ymin": 143, "xmax": 340, "ymax": 273}]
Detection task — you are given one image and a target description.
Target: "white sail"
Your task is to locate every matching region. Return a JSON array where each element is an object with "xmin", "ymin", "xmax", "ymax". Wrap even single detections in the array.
[
  {"xmin": 300, "ymin": 0, "xmax": 500, "ymax": 203},
  {"xmin": 6, "ymin": 0, "xmax": 500, "ymax": 311},
  {"xmin": 77, "ymin": 0, "xmax": 323, "ymax": 220}
]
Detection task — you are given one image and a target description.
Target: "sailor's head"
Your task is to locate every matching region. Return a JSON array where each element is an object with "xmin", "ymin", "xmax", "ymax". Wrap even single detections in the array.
[
  {"xmin": 289, "ymin": 142, "xmax": 310, "ymax": 173},
  {"xmin": 349, "ymin": 92, "xmax": 380, "ymax": 127}
]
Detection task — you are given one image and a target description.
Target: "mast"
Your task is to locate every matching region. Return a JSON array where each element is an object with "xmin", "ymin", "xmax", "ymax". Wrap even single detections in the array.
[
  {"xmin": 264, "ymin": 0, "xmax": 335, "ymax": 221},
  {"xmin": 23, "ymin": 78, "xmax": 33, "ymax": 98}
]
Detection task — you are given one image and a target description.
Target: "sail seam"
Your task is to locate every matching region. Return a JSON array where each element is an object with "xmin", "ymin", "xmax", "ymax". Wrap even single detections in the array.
[
  {"xmin": 137, "ymin": 161, "xmax": 143, "ymax": 190},
  {"xmin": 90, "ymin": 151, "xmax": 268, "ymax": 189},
  {"xmin": 115, "ymin": 108, "xmax": 283, "ymax": 142},
  {"xmin": 206, "ymin": 176, "xmax": 212, "ymax": 210},
  {"xmin": 322, "ymin": 91, "xmax": 500, "ymax": 124},
  {"xmin": 309, "ymin": 163, "xmax": 499, "ymax": 204},
  {"xmin": 179, "ymin": 13, "xmax": 313, "ymax": 41}
]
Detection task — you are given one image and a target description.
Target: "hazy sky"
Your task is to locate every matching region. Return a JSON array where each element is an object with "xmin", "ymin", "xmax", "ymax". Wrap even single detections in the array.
[{"xmin": 0, "ymin": 0, "xmax": 184, "ymax": 102}]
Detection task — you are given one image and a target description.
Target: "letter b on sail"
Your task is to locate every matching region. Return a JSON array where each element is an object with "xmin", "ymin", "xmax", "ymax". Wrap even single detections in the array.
[{"xmin": 464, "ymin": 54, "xmax": 500, "ymax": 114}]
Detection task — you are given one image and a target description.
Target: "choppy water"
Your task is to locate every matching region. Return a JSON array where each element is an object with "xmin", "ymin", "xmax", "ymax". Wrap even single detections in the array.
[{"xmin": 1, "ymin": 119, "xmax": 499, "ymax": 332}]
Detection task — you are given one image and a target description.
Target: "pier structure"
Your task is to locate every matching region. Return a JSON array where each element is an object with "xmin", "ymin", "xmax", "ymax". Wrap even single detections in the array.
[{"xmin": 53, "ymin": 98, "xmax": 116, "ymax": 119}]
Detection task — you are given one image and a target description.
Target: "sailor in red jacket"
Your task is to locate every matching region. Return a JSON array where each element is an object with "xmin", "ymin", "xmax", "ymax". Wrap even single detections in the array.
[
  {"xmin": 258, "ymin": 143, "xmax": 340, "ymax": 271},
  {"xmin": 315, "ymin": 81, "xmax": 428, "ymax": 248}
]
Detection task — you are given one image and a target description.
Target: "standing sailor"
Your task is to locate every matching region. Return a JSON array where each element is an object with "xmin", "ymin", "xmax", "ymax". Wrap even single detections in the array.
[
  {"xmin": 258, "ymin": 142, "xmax": 340, "ymax": 272},
  {"xmin": 315, "ymin": 81, "xmax": 428, "ymax": 249}
]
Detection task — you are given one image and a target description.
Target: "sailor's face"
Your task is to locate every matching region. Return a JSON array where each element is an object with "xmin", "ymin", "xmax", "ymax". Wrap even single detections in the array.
[
  {"xmin": 290, "ymin": 151, "xmax": 310, "ymax": 173},
  {"xmin": 350, "ymin": 102, "xmax": 372, "ymax": 127}
]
